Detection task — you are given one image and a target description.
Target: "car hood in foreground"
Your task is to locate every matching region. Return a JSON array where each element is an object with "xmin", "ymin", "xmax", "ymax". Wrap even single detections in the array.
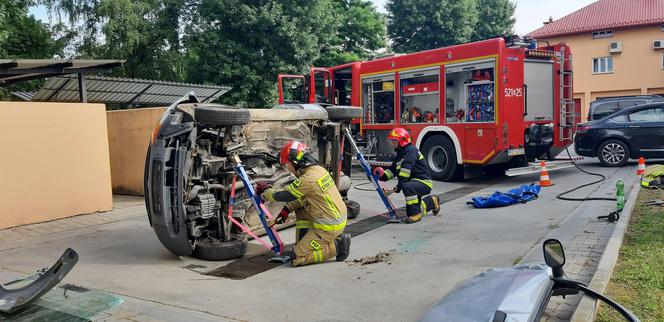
[{"xmin": 419, "ymin": 265, "xmax": 553, "ymax": 322}]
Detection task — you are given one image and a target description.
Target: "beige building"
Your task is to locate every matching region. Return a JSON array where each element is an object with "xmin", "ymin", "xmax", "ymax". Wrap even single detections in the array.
[{"xmin": 530, "ymin": 0, "xmax": 664, "ymax": 120}]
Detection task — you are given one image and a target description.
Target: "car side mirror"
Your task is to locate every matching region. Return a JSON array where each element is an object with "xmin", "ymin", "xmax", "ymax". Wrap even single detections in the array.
[{"xmin": 543, "ymin": 239, "xmax": 566, "ymax": 278}]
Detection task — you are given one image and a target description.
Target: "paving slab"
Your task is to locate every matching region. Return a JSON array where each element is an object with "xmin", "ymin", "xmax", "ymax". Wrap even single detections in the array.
[{"xmin": 0, "ymin": 158, "xmax": 638, "ymax": 321}]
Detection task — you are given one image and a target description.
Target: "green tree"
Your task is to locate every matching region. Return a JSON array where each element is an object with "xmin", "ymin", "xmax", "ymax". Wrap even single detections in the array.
[
  {"xmin": 315, "ymin": 0, "xmax": 387, "ymax": 66},
  {"xmin": 185, "ymin": 0, "xmax": 337, "ymax": 108},
  {"xmin": 386, "ymin": 0, "xmax": 477, "ymax": 52},
  {"xmin": 0, "ymin": 0, "xmax": 70, "ymax": 99},
  {"xmin": 43, "ymin": 0, "xmax": 194, "ymax": 81},
  {"xmin": 471, "ymin": 0, "xmax": 515, "ymax": 41}
]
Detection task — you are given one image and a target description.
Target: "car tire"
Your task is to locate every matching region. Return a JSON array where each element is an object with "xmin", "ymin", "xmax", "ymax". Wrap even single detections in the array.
[
  {"xmin": 598, "ymin": 139, "xmax": 630, "ymax": 167},
  {"xmin": 421, "ymin": 135, "xmax": 463, "ymax": 181},
  {"xmin": 194, "ymin": 104, "xmax": 251, "ymax": 126},
  {"xmin": 324, "ymin": 106, "xmax": 362, "ymax": 121},
  {"xmin": 345, "ymin": 199, "xmax": 360, "ymax": 219},
  {"xmin": 192, "ymin": 234, "xmax": 248, "ymax": 261},
  {"xmin": 144, "ymin": 144, "xmax": 152, "ymax": 226}
]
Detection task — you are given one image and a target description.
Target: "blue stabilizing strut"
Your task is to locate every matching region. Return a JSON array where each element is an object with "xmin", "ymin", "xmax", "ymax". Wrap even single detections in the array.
[
  {"xmin": 232, "ymin": 156, "xmax": 283, "ymax": 254},
  {"xmin": 343, "ymin": 128, "xmax": 398, "ymax": 221}
]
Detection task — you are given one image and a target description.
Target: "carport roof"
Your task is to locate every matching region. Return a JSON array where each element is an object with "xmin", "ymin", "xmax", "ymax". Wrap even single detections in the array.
[
  {"xmin": 26, "ymin": 75, "xmax": 231, "ymax": 106},
  {"xmin": 0, "ymin": 59, "xmax": 124, "ymax": 85}
]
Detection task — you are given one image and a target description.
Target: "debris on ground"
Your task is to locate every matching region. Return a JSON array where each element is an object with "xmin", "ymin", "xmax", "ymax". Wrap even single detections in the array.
[{"xmin": 348, "ymin": 250, "xmax": 395, "ymax": 266}]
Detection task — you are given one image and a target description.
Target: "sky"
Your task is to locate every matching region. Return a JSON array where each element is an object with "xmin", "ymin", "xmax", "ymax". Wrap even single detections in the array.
[
  {"xmin": 30, "ymin": 0, "xmax": 599, "ymax": 35},
  {"xmin": 371, "ymin": 0, "xmax": 598, "ymax": 35}
]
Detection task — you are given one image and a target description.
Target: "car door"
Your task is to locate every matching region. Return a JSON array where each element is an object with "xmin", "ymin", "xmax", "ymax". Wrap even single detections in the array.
[{"xmin": 626, "ymin": 106, "xmax": 664, "ymax": 158}]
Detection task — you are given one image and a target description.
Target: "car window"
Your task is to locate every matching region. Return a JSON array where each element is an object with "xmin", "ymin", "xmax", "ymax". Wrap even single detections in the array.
[
  {"xmin": 629, "ymin": 107, "xmax": 664, "ymax": 122},
  {"xmin": 619, "ymin": 100, "xmax": 646, "ymax": 108},
  {"xmin": 592, "ymin": 101, "xmax": 619, "ymax": 120},
  {"xmin": 609, "ymin": 114, "xmax": 627, "ymax": 123}
]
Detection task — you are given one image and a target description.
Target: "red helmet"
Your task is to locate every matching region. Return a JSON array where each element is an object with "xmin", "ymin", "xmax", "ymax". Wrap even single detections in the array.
[
  {"xmin": 387, "ymin": 127, "xmax": 411, "ymax": 147},
  {"xmin": 279, "ymin": 140, "xmax": 309, "ymax": 166}
]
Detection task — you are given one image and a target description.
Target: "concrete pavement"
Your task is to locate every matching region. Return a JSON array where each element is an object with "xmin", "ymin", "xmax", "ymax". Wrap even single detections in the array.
[{"xmin": 0, "ymin": 158, "xmax": 640, "ymax": 321}]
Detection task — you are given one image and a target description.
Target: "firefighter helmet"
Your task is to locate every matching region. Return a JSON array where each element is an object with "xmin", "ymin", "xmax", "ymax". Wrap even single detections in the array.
[
  {"xmin": 279, "ymin": 140, "xmax": 309, "ymax": 166},
  {"xmin": 387, "ymin": 127, "xmax": 411, "ymax": 147}
]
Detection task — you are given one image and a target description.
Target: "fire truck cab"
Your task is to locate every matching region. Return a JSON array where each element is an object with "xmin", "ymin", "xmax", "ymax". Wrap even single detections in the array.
[{"xmin": 278, "ymin": 36, "xmax": 579, "ymax": 181}]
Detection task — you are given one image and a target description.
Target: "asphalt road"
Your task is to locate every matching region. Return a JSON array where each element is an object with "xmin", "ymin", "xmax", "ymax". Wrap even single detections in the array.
[{"xmin": 0, "ymin": 156, "xmax": 642, "ymax": 321}]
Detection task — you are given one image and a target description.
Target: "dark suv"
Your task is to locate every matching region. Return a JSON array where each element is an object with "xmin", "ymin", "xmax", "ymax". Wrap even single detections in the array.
[{"xmin": 588, "ymin": 95, "xmax": 664, "ymax": 121}]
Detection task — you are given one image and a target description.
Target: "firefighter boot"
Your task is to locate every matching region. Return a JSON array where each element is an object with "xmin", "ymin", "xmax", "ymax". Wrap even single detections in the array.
[
  {"xmin": 335, "ymin": 233, "xmax": 351, "ymax": 262},
  {"xmin": 432, "ymin": 195, "xmax": 441, "ymax": 216},
  {"xmin": 400, "ymin": 213, "xmax": 422, "ymax": 224}
]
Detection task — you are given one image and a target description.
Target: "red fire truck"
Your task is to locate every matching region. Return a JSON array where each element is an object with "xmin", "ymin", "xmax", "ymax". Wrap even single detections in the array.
[{"xmin": 278, "ymin": 36, "xmax": 579, "ymax": 181}]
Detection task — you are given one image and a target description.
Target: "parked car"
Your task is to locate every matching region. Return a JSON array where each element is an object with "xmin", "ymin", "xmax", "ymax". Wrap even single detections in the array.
[
  {"xmin": 588, "ymin": 95, "xmax": 664, "ymax": 121},
  {"xmin": 418, "ymin": 239, "xmax": 640, "ymax": 322},
  {"xmin": 575, "ymin": 103, "xmax": 664, "ymax": 166},
  {"xmin": 144, "ymin": 93, "xmax": 360, "ymax": 260}
]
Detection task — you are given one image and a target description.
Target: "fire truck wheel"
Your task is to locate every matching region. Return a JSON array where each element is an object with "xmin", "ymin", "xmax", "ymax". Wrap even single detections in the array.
[
  {"xmin": 194, "ymin": 104, "xmax": 251, "ymax": 126},
  {"xmin": 193, "ymin": 234, "xmax": 248, "ymax": 261},
  {"xmin": 325, "ymin": 106, "xmax": 362, "ymax": 121},
  {"xmin": 421, "ymin": 135, "xmax": 463, "ymax": 181}
]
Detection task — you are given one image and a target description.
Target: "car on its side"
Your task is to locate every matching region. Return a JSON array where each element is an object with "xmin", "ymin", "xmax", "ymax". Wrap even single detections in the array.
[
  {"xmin": 575, "ymin": 103, "xmax": 664, "ymax": 166},
  {"xmin": 587, "ymin": 95, "xmax": 664, "ymax": 121},
  {"xmin": 144, "ymin": 93, "xmax": 360, "ymax": 260}
]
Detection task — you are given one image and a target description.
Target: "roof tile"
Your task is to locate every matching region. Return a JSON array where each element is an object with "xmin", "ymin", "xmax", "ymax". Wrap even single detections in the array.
[{"xmin": 529, "ymin": 0, "xmax": 664, "ymax": 38}]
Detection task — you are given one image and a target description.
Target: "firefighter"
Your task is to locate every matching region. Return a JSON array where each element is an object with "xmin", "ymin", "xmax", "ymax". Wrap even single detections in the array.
[
  {"xmin": 256, "ymin": 141, "xmax": 351, "ymax": 266},
  {"xmin": 377, "ymin": 128, "xmax": 440, "ymax": 224}
]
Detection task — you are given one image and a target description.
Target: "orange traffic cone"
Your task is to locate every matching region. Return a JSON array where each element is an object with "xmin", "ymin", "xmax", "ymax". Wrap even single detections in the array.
[
  {"xmin": 539, "ymin": 161, "xmax": 553, "ymax": 187},
  {"xmin": 637, "ymin": 157, "xmax": 646, "ymax": 176}
]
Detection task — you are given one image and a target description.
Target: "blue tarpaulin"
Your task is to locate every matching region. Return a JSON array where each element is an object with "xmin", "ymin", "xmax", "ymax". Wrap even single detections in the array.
[{"xmin": 468, "ymin": 184, "xmax": 541, "ymax": 208}]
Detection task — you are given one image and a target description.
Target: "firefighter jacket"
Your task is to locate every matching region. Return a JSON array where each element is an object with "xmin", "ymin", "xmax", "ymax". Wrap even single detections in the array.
[
  {"xmin": 381, "ymin": 144, "xmax": 432, "ymax": 190},
  {"xmin": 262, "ymin": 165, "xmax": 347, "ymax": 232}
]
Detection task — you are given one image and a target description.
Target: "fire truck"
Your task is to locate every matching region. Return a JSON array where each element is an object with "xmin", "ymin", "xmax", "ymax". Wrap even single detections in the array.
[{"xmin": 278, "ymin": 36, "xmax": 579, "ymax": 181}]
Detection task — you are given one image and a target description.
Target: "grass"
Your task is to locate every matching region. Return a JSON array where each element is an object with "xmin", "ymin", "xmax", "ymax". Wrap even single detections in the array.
[{"xmin": 595, "ymin": 188, "xmax": 664, "ymax": 322}]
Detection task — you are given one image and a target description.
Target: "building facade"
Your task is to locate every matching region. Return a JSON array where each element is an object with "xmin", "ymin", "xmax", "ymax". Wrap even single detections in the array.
[{"xmin": 529, "ymin": 0, "xmax": 664, "ymax": 120}]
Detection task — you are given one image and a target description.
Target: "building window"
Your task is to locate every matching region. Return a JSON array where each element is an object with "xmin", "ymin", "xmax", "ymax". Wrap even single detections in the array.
[
  {"xmin": 592, "ymin": 30, "xmax": 613, "ymax": 39},
  {"xmin": 593, "ymin": 57, "xmax": 613, "ymax": 74},
  {"xmin": 662, "ymin": 53, "xmax": 664, "ymax": 69}
]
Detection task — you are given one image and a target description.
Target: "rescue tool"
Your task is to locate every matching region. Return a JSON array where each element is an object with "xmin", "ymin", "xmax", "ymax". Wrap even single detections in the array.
[
  {"xmin": 230, "ymin": 156, "xmax": 289, "ymax": 263},
  {"xmin": 343, "ymin": 128, "xmax": 399, "ymax": 223}
]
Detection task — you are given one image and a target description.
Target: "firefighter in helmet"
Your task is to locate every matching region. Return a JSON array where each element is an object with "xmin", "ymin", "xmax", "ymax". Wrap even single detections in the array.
[
  {"xmin": 377, "ymin": 128, "xmax": 440, "ymax": 223},
  {"xmin": 256, "ymin": 141, "xmax": 351, "ymax": 266}
]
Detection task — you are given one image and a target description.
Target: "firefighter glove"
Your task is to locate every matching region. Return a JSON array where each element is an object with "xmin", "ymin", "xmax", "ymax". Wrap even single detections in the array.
[
  {"xmin": 373, "ymin": 167, "xmax": 386, "ymax": 181},
  {"xmin": 276, "ymin": 207, "xmax": 290, "ymax": 224},
  {"xmin": 255, "ymin": 181, "xmax": 271, "ymax": 195}
]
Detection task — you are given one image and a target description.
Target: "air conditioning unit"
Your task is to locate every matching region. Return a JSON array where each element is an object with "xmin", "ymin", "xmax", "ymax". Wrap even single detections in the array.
[
  {"xmin": 653, "ymin": 40, "xmax": 664, "ymax": 50},
  {"xmin": 609, "ymin": 41, "xmax": 622, "ymax": 53}
]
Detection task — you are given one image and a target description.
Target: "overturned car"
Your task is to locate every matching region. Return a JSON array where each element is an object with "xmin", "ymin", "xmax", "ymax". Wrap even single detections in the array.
[{"xmin": 144, "ymin": 94, "xmax": 361, "ymax": 260}]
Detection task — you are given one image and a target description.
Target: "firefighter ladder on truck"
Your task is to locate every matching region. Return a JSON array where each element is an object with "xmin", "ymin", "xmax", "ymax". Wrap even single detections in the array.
[{"xmin": 559, "ymin": 49, "xmax": 575, "ymax": 141}]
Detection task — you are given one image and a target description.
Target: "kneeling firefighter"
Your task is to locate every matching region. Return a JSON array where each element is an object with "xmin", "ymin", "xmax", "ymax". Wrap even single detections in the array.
[
  {"xmin": 256, "ymin": 141, "xmax": 351, "ymax": 266},
  {"xmin": 377, "ymin": 128, "xmax": 440, "ymax": 224}
]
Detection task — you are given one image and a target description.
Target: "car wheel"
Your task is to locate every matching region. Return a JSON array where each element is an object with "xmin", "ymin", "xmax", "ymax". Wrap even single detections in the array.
[
  {"xmin": 194, "ymin": 104, "xmax": 251, "ymax": 126},
  {"xmin": 598, "ymin": 139, "xmax": 630, "ymax": 167},
  {"xmin": 421, "ymin": 135, "xmax": 463, "ymax": 181},
  {"xmin": 345, "ymin": 199, "xmax": 360, "ymax": 219},
  {"xmin": 192, "ymin": 234, "xmax": 248, "ymax": 261},
  {"xmin": 324, "ymin": 106, "xmax": 362, "ymax": 121}
]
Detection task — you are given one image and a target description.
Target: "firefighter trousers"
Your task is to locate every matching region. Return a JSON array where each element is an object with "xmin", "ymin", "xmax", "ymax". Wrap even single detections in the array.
[
  {"xmin": 401, "ymin": 180, "xmax": 436, "ymax": 218},
  {"xmin": 293, "ymin": 221, "xmax": 341, "ymax": 267}
]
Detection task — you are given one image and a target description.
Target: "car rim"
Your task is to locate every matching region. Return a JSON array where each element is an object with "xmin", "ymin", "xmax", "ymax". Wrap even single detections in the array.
[
  {"xmin": 601, "ymin": 143, "xmax": 625, "ymax": 165},
  {"xmin": 428, "ymin": 146, "xmax": 449, "ymax": 172}
]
